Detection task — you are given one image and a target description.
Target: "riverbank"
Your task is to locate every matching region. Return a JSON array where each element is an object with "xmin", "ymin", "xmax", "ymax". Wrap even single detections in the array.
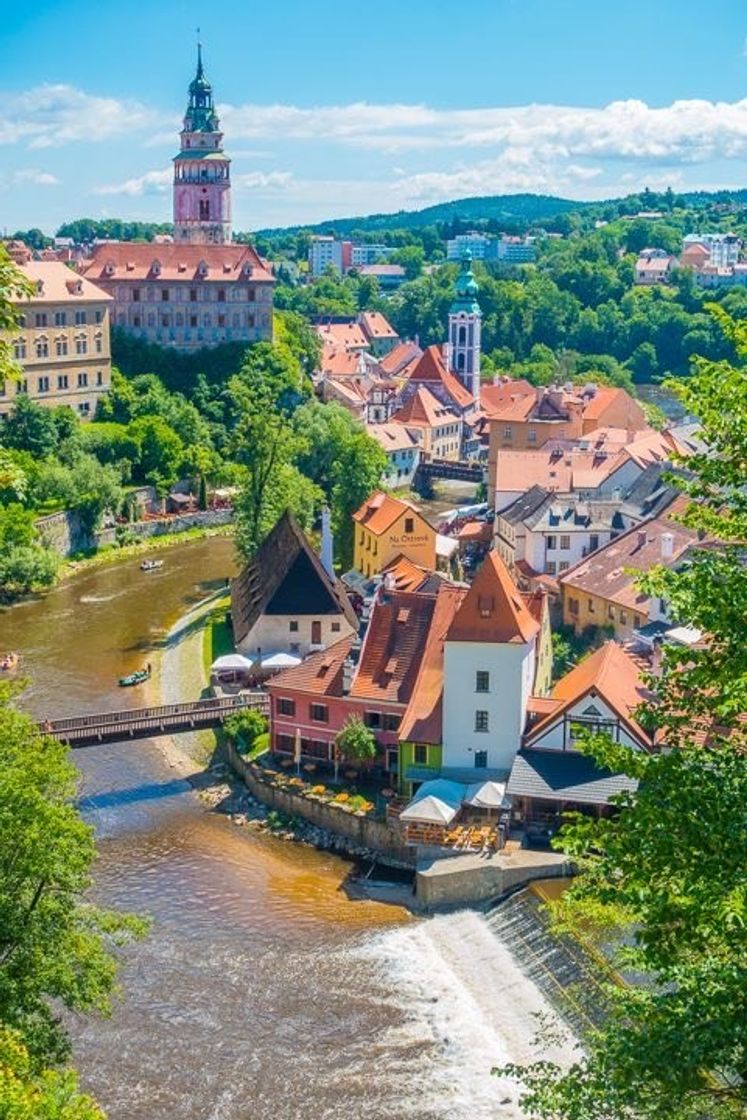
[{"xmin": 62, "ymin": 522, "xmax": 234, "ymax": 582}]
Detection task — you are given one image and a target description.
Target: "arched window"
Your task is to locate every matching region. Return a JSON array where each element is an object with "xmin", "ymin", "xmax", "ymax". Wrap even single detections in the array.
[
  {"xmin": 199, "ymin": 199, "xmax": 210, "ymax": 220},
  {"xmin": 458, "ymin": 324, "xmax": 467, "ymax": 346},
  {"xmin": 457, "ymin": 353, "xmax": 465, "ymax": 372}
]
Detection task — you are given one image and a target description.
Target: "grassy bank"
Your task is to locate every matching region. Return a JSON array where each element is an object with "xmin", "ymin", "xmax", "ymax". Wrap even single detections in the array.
[{"xmin": 201, "ymin": 594, "xmax": 233, "ymax": 679}]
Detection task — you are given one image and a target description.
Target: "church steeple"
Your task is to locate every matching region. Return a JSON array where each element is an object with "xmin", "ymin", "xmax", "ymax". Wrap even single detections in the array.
[
  {"xmin": 448, "ymin": 250, "xmax": 482, "ymax": 399},
  {"xmin": 173, "ymin": 44, "xmax": 232, "ymax": 244}
]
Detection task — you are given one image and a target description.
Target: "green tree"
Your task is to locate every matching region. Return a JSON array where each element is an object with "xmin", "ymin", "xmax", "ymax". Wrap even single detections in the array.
[
  {"xmin": 335, "ymin": 716, "xmax": 377, "ymax": 764},
  {"xmin": 0, "ymin": 1026, "xmax": 103, "ymax": 1119},
  {"xmin": 501, "ymin": 310, "xmax": 747, "ymax": 1120},
  {"xmin": 1, "ymin": 398, "xmax": 60, "ymax": 459},
  {"xmin": 0, "ymin": 686, "xmax": 146, "ymax": 1068},
  {"xmin": 128, "ymin": 415, "xmax": 185, "ymax": 494}
]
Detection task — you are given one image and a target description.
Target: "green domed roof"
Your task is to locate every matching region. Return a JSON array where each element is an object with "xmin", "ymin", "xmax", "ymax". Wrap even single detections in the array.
[{"xmin": 450, "ymin": 251, "xmax": 481, "ymax": 315}]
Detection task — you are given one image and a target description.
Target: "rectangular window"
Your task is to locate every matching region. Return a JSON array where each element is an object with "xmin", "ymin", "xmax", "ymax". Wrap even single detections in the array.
[
  {"xmin": 12, "ymin": 341, "xmax": 26, "ymax": 360},
  {"xmin": 57, "ymin": 374, "xmax": 68, "ymax": 390},
  {"xmin": 587, "ymin": 598, "xmax": 595, "ymax": 613},
  {"xmin": 277, "ymin": 698, "xmax": 295, "ymax": 717},
  {"xmin": 546, "ymin": 535, "xmax": 557, "ymax": 550},
  {"xmin": 74, "ymin": 311, "xmax": 87, "ymax": 325},
  {"xmin": 569, "ymin": 597, "xmax": 579, "ymax": 616},
  {"xmin": 95, "ymin": 337, "xmax": 103, "ymax": 353},
  {"xmin": 76, "ymin": 339, "xmax": 87, "ymax": 355},
  {"xmin": 35, "ymin": 313, "xmax": 47, "ymax": 327},
  {"xmin": 95, "ymin": 310, "xmax": 103, "ymax": 323},
  {"xmin": 277, "ymin": 733, "xmax": 294, "ymax": 752},
  {"xmin": 77, "ymin": 372, "xmax": 88, "ymax": 388},
  {"xmin": 527, "ymin": 428, "xmax": 537, "ymax": 443},
  {"xmin": 474, "ymin": 710, "xmax": 489, "ymax": 733},
  {"xmin": 218, "ymin": 314, "xmax": 226, "ymax": 327},
  {"xmin": 475, "ymin": 749, "xmax": 488, "ymax": 768},
  {"xmin": 365, "ymin": 711, "xmax": 382, "ymax": 730},
  {"xmin": 310, "ymin": 703, "xmax": 328, "ymax": 723},
  {"xmin": 190, "ymin": 315, "xmax": 198, "ymax": 328},
  {"xmin": 414, "ymin": 744, "xmax": 428, "ymax": 766},
  {"xmin": 620, "ymin": 610, "xmax": 628, "ymax": 624},
  {"xmin": 37, "ymin": 376, "xmax": 49, "ymax": 393},
  {"xmin": 475, "ymin": 670, "xmax": 490, "ymax": 693},
  {"xmin": 133, "ymin": 315, "xmax": 141, "ymax": 327},
  {"xmin": 331, "ymin": 621, "xmax": 341, "ymax": 633},
  {"xmin": 559, "ymin": 561, "xmax": 569, "ymax": 572},
  {"xmin": 133, "ymin": 289, "xmax": 141, "ymax": 302},
  {"xmin": 55, "ymin": 339, "xmax": 68, "ymax": 357},
  {"xmin": 35, "ymin": 341, "xmax": 48, "ymax": 358},
  {"xmin": 289, "ymin": 620, "xmax": 299, "ymax": 632},
  {"xmin": 560, "ymin": 535, "xmax": 571, "ymax": 550},
  {"xmin": 589, "ymin": 534, "xmax": 599, "ymax": 552},
  {"xmin": 161, "ymin": 289, "xmax": 169, "ymax": 301},
  {"xmin": 96, "ymin": 371, "xmax": 104, "ymax": 386},
  {"xmin": 218, "ymin": 289, "xmax": 226, "ymax": 302},
  {"xmin": 608, "ymin": 604, "xmax": 615, "ymax": 619},
  {"xmin": 404, "ymin": 517, "xmax": 414, "ymax": 533},
  {"xmin": 54, "ymin": 311, "xmax": 66, "ymax": 326},
  {"xmin": 383, "ymin": 713, "xmax": 400, "ymax": 732},
  {"xmin": 546, "ymin": 560, "xmax": 557, "ymax": 575}
]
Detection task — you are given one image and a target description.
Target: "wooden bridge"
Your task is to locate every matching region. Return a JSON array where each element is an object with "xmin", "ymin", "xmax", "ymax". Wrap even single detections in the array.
[{"xmin": 43, "ymin": 694, "xmax": 269, "ymax": 748}]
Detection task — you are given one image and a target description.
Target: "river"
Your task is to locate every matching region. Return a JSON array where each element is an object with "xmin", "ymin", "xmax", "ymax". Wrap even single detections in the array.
[{"xmin": 0, "ymin": 536, "xmax": 576, "ymax": 1120}]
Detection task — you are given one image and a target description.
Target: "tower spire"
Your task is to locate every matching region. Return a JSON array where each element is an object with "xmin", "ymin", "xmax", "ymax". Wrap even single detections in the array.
[
  {"xmin": 196, "ymin": 38, "xmax": 204, "ymax": 79},
  {"xmin": 447, "ymin": 249, "xmax": 482, "ymax": 399}
]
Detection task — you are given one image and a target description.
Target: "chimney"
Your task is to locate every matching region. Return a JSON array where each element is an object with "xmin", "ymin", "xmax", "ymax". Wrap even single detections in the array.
[
  {"xmin": 650, "ymin": 639, "xmax": 663, "ymax": 678},
  {"xmin": 661, "ymin": 531, "xmax": 674, "ymax": 561},
  {"xmin": 442, "ymin": 341, "xmax": 452, "ymax": 370},
  {"xmin": 637, "ymin": 530, "xmax": 647, "ymax": 549},
  {"xmin": 320, "ymin": 506, "xmax": 334, "ymax": 578}
]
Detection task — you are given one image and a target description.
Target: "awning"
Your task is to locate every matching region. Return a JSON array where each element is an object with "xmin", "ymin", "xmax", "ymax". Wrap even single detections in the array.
[
  {"xmin": 399, "ymin": 778, "xmax": 464, "ymax": 825},
  {"xmin": 507, "ymin": 749, "xmax": 638, "ymax": 806},
  {"xmin": 256, "ymin": 651, "xmax": 303, "ymax": 670},
  {"xmin": 436, "ymin": 534, "xmax": 459, "ymax": 559},
  {"xmin": 465, "ymin": 780, "xmax": 511, "ymax": 811},
  {"xmin": 211, "ymin": 653, "xmax": 254, "ymax": 672}
]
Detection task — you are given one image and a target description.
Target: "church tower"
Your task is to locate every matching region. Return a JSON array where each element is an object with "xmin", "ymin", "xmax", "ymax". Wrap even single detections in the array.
[
  {"xmin": 173, "ymin": 45, "xmax": 232, "ymax": 244},
  {"xmin": 448, "ymin": 251, "xmax": 482, "ymax": 399}
]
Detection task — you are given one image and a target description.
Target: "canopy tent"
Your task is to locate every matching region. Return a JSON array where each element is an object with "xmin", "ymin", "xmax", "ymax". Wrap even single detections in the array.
[
  {"xmin": 211, "ymin": 653, "xmax": 254, "ymax": 673},
  {"xmin": 399, "ymin": 778, "xmax": 464, "ymax": 825},
  {"xmin": 436, "ymin": 533, "xmax": 459, "ymax": 560},
  {"xmin": 465, "ymin": 780, "xmax": 512, "ymax": 811},
  {"xmin": 255, "ymin": 651, "xmax": 303, "ymax": 671}
]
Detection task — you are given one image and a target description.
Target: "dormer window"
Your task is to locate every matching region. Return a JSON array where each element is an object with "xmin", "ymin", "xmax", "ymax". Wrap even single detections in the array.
[
  {"xmin": 151, "ymin": 261, "xmax": 161, "ymax": 278},
  {"xmin": 104, "ymin": 261, "xmax": 115, "ymax": 277},
  {"xmin": 198, "ymin": 261, "xmax": 208, "ymax": 278}
]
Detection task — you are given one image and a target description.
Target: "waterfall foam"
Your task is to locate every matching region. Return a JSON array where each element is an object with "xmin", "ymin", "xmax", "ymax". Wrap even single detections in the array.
[{"xmin": 358, "ymin": 908, "xmax": 580, "ymax": 1119}]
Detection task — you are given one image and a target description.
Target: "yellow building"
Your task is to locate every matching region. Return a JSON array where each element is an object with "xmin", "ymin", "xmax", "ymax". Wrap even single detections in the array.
[
  {"xmin": 352, "ymin": 491, "xmax": 436, "ymax": 577},
  {"xmin": 1, "ymin": 260, "xmax": 112, "ymax": 420}
]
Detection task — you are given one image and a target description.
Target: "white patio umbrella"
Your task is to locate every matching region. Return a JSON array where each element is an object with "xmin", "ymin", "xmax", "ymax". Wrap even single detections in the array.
[{"xmin": 294, "ymin": 727, "xmax": 302, "ymax": 775}]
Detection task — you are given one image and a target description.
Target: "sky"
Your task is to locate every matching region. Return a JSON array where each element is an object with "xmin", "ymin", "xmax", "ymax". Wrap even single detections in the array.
[{"xmin": 3, "ymin": 0, "xmax": 747, "ymax": 233}]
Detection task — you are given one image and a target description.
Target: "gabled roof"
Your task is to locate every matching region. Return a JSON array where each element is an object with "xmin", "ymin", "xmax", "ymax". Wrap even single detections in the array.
[
  {"xmin": 446, "ymin": 552, "xmax": 539, "ymax": 644},
  {"xmin": 352, "ymin": 490, "xmax": 430, "ymax": 535},
  {"xmin": 406, "ymin": 345, "xmax": 474, "ymax": 410},
  {"xmin": 266, "ymin": 635, "xmax": 353, "ymax": 697},
  {"xmin": 231, "ymin": 510, "xmax": 357, "ymax": 644},
  {"xmin": 368, "ymin": 422, "xmax": 420, "ymax": 453},
  {"xmin": 391, "ymin": 384, "xmax": 459, "ymax": 429},
  {"xmin": 350, "ymin": 588, "xmax": 440, "ymax": 703},
  {"xmin": 399, "ymin": 583, "xmax": 468, "ymax": 743},
  {"xmin": 15, "ymin": 261, "xmax": 112, "ymax": 303},
  {"xmin": 358, "ymin": 310, "xmax": 398, "ymax": 340},
  {"xmin": 498, "ymin": 485, "xmax": 552, "ymax": 526},
  {"xmin": 507, "ymin": 748, "xmax": 638, "ymax": 805},
  {"xmin": 379, "ymin": 340, "xmax": 423, "ymax": 377},
  {"xmin": 315, "ymin": 320, "xmax": 369, "ymax": 351},
  {"xmin": 524, "ymin": 640, "xmax": 655, "ymax": 746},
  {"xmin": 480, "ymin": 379, "xmax": 535, "ymax": 416}
]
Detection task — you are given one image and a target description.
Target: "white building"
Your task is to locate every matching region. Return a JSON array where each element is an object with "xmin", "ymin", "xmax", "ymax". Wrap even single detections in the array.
[
  {"xmin": 683, "ymin": 232, "xmax": 740, "ymax": 269},
  {"xmin": 350, "ymin": 244, "xmax": 396, "ymax": 267},
  {"xmin": 308, "ymin": 236, "xmax": 344, "ymax": 277},
  {"xmin": 441, "ymin": 553, "xmax": 540, "ymax": 775},
  {"xmin": 446, "ymin": 232, "xmax": 494, "ymax": 260},
  {"xmin": 367, "ymin": 422, "xmax": 421, "ymax": 488}
]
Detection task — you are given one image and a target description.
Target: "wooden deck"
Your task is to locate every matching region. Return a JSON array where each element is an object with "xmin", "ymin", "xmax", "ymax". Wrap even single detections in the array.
[{"xmin": 43, "ymin": 694, "xmax": 269, "ymax": 748}]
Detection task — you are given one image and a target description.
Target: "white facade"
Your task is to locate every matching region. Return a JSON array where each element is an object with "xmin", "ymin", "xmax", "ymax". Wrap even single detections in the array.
[
  {"xmin": 442, "ymin": 640, "xmax": 535, "ymax": 774},
  {"xmin": 495, "ymin": 238, "xmax": 535, "ymax": 263},
  {"xmin": 446, "ymin": 233, "xmax": 493, "ymax": 260},
  {"xmin": 309, "ymin": 237, "xmax": 343, "ymax": 277},
  {"xmin": 236, "ymin": 612, "xmax": 353, "ymax": 661},
  {"xmin": 350, "ymin": 244, "xmax": 395, "ymax": 267},
  {"xmin": 683, "ymin": 233, "xmax": 740, "ymax": 269},
  {"xmin": 448, "ymin": 311, "xmax": 481, "ymax": 400},
  {"xmin": 526, "ymin": 693, "xmax": 644, "ymax": 753}
]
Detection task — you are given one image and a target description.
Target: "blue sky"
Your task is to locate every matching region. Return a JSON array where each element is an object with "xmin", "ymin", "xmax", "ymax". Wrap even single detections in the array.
[{"xmin": 3, "ymin": 0, "xmax": 747, "ymax": 233}]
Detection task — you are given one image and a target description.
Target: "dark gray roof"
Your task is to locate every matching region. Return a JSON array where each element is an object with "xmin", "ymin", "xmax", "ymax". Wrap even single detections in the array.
[
  {"xmin": 507, "ymin": 749, "xmax": 638, "ymax": 805},
  {"xmin": 619, "ymin": 462, "xmax": 689, "ymax": 522},
  {"xmin": 231, "ymin": 510, "xmax": 358, "ymax": 645},
  {"xmin": 500, "ymin": 485, "xmax": 552, "ymax": 526}
]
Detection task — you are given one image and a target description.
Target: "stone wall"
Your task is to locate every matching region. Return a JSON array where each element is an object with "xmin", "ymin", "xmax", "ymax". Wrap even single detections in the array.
[
  {"xmin": 415, "ymin": 849, "xmax": 572, "ymax": 911},
  {"xmin": 226, "ymin": 741, "xmax": 415, "ymax": 869},
  {"xmin": 36, "ymin": 507, "xmax": 233, "ymax": 557},
  {"xmin": 35, "ymin": 510, "xmax": 93, "ymax": 556}
]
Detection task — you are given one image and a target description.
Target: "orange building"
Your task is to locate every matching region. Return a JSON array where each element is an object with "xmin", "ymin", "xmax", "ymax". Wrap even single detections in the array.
[{"xmin": 352, "ymin": 491, "xmax": 436, "ymax": 577}]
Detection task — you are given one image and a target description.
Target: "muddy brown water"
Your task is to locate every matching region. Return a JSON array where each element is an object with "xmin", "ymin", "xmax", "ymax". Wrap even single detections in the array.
[{"xmin": 0, "ymin": 535, "xmax": 575, "ymax": 1120}]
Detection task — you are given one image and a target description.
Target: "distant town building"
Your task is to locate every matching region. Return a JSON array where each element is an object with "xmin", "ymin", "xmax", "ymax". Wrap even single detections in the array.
[
  {"xmin": 446, "ymin": 232, "xmax": 536, "ymax": 263},
  {"xmin": 682, "ymin": 232, "xmax": 740, "ymax": 269},
  {"xmin": 79, "ymin": 50, "xmax": 274, "ymax": 352},
  {"xmin": 350, "ymin": 244, "xmax": 396, "ymax": 268},
  {"xmin": 357, "ymin": 263, "xmax": 407, "ymax": 288},
  {"xmin": 308, "ymin": 236, "xmax": 346, "ymax": 277},
  {"xmin": 446, "ymin": 232, "xmax": 494, "ymax": 260},
  {"xmin": 1, "ymin": 260, "xmax": 112, "ymax": 420},
  {"xmin": 634, "ymin": 250, "xmax": 678, "ymax": 285},
  {"xmin": 367, "ymin": 422, "xmax": 421, "ymax": 488}
]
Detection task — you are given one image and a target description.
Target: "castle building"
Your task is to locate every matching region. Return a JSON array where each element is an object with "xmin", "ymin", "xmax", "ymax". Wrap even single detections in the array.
[
  {"xmin": 79, "ymin": 48, "xmax": 274, "ymax": 352},
  {"xmin": 447, "ymin": 252, "xmax": 482, "ymax": 400}
]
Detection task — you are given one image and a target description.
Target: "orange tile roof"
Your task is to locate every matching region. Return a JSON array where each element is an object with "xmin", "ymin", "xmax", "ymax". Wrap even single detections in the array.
[
  {"xmin": 368, "ymin": 422, "xmax": 420, "ymax": 453},
  {"xmin": 80, "ymin": 241, "xmax": 274, "ymax": 284},
  {"xmin": 352, "ymin": 490, "xmax": 429, "ymax": 535},
  {"xmin": 494, "ymin": 447, "xmax": 628, "ymax": 495},
  {"xmin": 350, "ymin": 589, "xmax": 438, "ymax": 703},
  {"xmin": 559, "ymin": 501, "xmax": 701, "ymax": 611},
  {"xmin": 525, "ymin": 640, "xmax": 655, "ymax": 746},
  {"xmin": 406, "ymin": 345, "xmax": 474, "ymax": 410},
  {"xmin": 359, "ymin": 310, "xmax": 398, "ymax": 340},
  {"xmin": 457, "ymin": 520, "xmax": 492, "ymax": 543},
  {"xmin": 382, "ymin": 554, "xmax": 430, "ymax": 592},
  {"xmin": 399, "ymin": 583, "xmax": 468, "ymax": 743},
  {"xmin": 447, "ymin": 552, "xmax": 539, "ymax": 644},
  {"xmin": 315, "ymin": 320, "xmax": 369, "ymax": 350},
  {"xmin": 379, "ymin": 340, "xmax": 423, "ymax": 376},
  {"xmin": 320, "ymin": 344, "xmax": 369, "ymax": 376},
  {"xmin": 267, "ymin": 636, "xmax": 354, "ymax": 697},
  {"xmin": 481, "ymin": 379, "xmax": 535, "ymax": 416},
  {"xmin": 391, "ymin": 384, "xmax": 459, "ymax": 429}
]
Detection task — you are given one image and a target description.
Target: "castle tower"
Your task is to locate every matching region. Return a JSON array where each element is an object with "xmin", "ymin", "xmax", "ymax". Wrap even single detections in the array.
[
  {"xmin": 448, "ymin": 250, "xmax": 481, "ymax": 399},
  {"xmin": 173, "ymin": 44, "xmax": 232, "ymax": 244}
]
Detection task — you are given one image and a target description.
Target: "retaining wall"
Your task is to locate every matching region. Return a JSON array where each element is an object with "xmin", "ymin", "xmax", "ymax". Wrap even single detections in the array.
[
  {"xmin": 226, "ymin": 741, "xmax": 415, "ymax": 868},
  {"xmin": 36, "ymin": 507, "xmax": 233, "ymax": 557},
  {"xmin": 415, "ymin": 849, "xmax": 572, "ymax": 911}
]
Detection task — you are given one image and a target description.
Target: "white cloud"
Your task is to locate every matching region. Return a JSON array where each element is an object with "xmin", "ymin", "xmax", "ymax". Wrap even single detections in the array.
[
  {"xmin": 92, "ymin": 169, "xmax": 172, "ymax": 196},
  {"xmin": 234, "ymin": 170, "xmax": 293, "ymax": 190},
  {"xmin": 0, "ymin": 84, "xmax": 160, "ymax": 148},
  {"xmin": 2, "ymin": 169, "xmax": 59, "ymax": 186}
]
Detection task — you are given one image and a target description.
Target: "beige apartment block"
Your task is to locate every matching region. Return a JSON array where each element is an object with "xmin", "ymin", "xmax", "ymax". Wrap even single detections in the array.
[{"xmin": 2, "ymin": 260, "xmax": 112, "ymax": 420}]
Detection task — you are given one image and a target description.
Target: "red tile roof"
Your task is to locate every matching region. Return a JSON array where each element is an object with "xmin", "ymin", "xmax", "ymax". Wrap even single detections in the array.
[
  {"xmin": 525, "ymin": 640, "xmax": 655, "ymax": 746},
  {"xmin": 391, "ymin": 384, "xmax": 459, "ymax": 429},
  {"xmin": 267, "ymin": 636, "xmax": 353, "ymax": 697},
  {"xmin": 350, "ymin": 589, "xmax": 439, "ymax": 703},
  {"xmin": 315, "ymin": 320, "xmax": 369, "ymax": 351},
  {"xmin": 447, "ymin": 552, "xmax": 539, "ymax": 644},
  {"xmin": 398, "ymin": 583, "xmax": 468, "ymax": 743},
  {"xmin": 352, "ymin": 491, "xmax": 430, "ymax": 536},
  {"xmin": 80, "ymin": 241, "xmax": 274, "ymax": 284},
  {"xmin": 358, "ymin": 310, "xmax": 398, "ymax": 341},
  {"xmin": 379, "ymin": 340, "xmax": 423, "ymax": 377},
  {"xmin": 406, "ymin": 345, "xmax": 474, "ymax": 411},
  {"xmin": 481, "ymin": 379, "xmax": 535, "ymax": 417}
]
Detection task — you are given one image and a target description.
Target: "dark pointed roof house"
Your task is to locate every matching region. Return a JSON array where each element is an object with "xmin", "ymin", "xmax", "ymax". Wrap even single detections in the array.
[{"xmin": 231, "ymin": 511, "xmax": 358, "ymax": 658}]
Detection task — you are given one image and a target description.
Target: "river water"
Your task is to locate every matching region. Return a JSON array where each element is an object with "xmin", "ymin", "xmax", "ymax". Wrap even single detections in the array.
[{"xmin": 0, "ymin": 537, "xmax": 576, "ymax": 1120}]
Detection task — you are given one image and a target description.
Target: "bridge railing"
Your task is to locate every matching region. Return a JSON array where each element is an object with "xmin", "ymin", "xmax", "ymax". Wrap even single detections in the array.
[{"xmin": 44, "ymin": 693, "xmax": 268, "ymax": 734}]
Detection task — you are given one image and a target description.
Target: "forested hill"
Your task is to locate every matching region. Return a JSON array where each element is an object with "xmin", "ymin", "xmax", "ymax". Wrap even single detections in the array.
[{"xmin": 255, "ymin": 193, "xmax": 586, "ymax": 236}]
